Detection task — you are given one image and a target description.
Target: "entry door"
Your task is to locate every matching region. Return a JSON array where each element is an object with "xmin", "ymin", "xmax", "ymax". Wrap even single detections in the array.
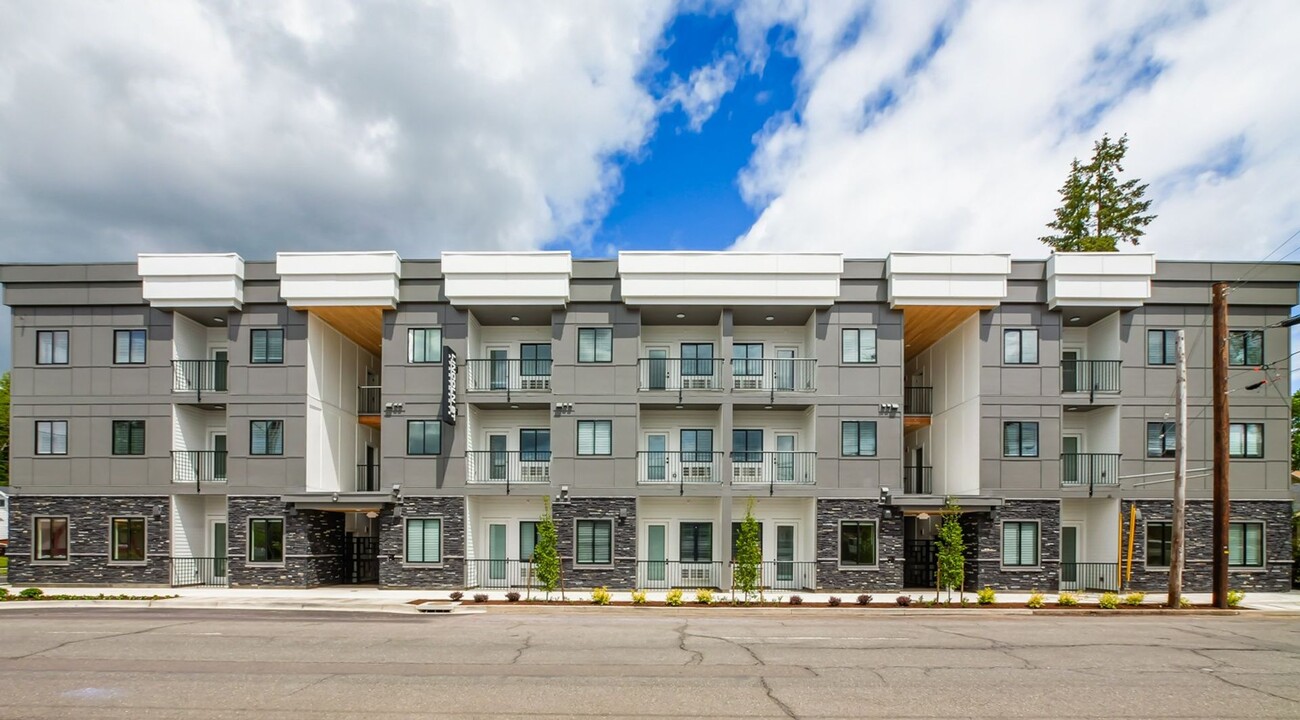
[
  {"xmin": 489, "ymin": 348, "xmax": 509, "ymax": 390},
  {"xmin": 1061, "ymin": 525, "xmax": 1079, "ymax": 584},
  {"xmin": 1062, "ymin": 435, "xmax": 1082, "ymax": 485},
  {"xmin": 1062, "ymin": 349, "xmax": 1080, "ymax": 393},
  {"xmin": 775, "ymin": 433, "xmax": 796, "ymax": 483},
  {"xmin": 211, "ymin": 349, "xmax": 229, "ymax": 391},
  {"xmin": 488, "ymin": 434, "xmax": 508, "ymax": 481},
  {"xmin": 489, "ymin": 523, "xmax": 508, "ymax": 581},
  {"xmin": 646, "ymin": 433, "xmax": 667, "ymax": 481},
  {"xmin": 647, "ymin": 347, "xmax": 669, "ymax": 390},
  {"xmin": 361, "ymin": 445, "xmax": 377, "ymax": 491},
  {"xmin": 647, "ymin": 524, "xmax": 667, "ymax": 583},
  {"xmin": 211, "ymin": 520, "xmax": 228, "ymax": 579},
  {"xmin": 775, "ymin": 347, "xmax": 797, "ymax": 390},
  {"xmin": 211, "ymin": 432, "xmax": 227, "ymax": 481},
  {"xmin": 775, "ymin": 524, "xmax": 795, "ymax": 585}
]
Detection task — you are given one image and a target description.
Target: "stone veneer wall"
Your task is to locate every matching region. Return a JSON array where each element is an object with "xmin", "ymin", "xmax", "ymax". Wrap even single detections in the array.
[
  {"xmin": 814, "ymin": 498, "xmax": 904, "ymax": 590},
  {"xmin": 551, "ymin": 496, "xmax": 637, "ymax": 589},
  {"xmin": 974, "ymin": 499, "xmax": 1060, "ymax": 591},
  {"xmin": 6, "ymin": 495, "xmax": 171, "ymax": 586},
  {"xmin": 227, "ymin": 496, "xmax": 344, "ymax": 588},
  {"xmin": 1124, "ymin": 499, "xmax": 1293, "ymax": 592},
  {"xmin": 378, "ymin": 496, "xmax": 466, "ymax": 588}
]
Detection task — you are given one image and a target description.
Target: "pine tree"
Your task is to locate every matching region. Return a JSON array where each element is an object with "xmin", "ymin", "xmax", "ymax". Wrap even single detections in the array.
[
  {"xmin": 1040, "ymin": 133, "xmax": 1156, "ymax": 252},
  {"xmin": 732, "ymin": 498, "xmax": 762, "ymax": 604},
  {"xmin": 534, "ymin": 497, "xmax": 561, "ymax": 598},
  {"xmin": 935, "ymin": 498, "xmax": 965, "ymax": 602}
]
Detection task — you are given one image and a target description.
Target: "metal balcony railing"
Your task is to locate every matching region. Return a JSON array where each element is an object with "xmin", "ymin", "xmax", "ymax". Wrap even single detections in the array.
[
  {"xmin": 358, "ymin": 385, "xmax": 382, "ymax": 416},
  {"xmin": 1060, "ymin": 453, "xmax": 1121, "ymax": 491},
  {"xmin": 169, "ymin": 557, "xmax": 228, "ymax": 587},
  {"xmin": 637, "ymin": 451, "xmax": 725, "ymax": 491},
  {"xmin": 465, "ymin": 359, "xmax": 552, "ymax": 398},
  {"xmin": 636, "ymin": 358, "xmax": 724, "ymax": 392},
  {"xmin": 747, "ymin": 561, "xmax": 818, "ymax": 591},
  {"xmin": 1061, "ymin": 360, "xmax": 1121, "ymax": 399},
  {"xmin": 904, "ymin": 386, "xmax": 933, "ymax": 415},
  {"xmin": 902, "ymin": 465, "xmax": 933, "ymax": 494},
  {"xmin": 1059, "ymin": 562, "xmax": 1120, "ymax": 592},
  {"xmin": 729, "ymin": 358, "xmax": 817, "ymax": 392},
  {"xmin": 636, "ymin": 560, "xmax": 727, "ymax": 590},
  {"xmin": 465, "ymin": 451, "xmax": 551, "ymax": 492},
  {"xmin": 729, "ymin": 451, "xmax": 816, "ymax": 492},
  {"xmin": 465, "ymin": 559, "xmax": 539, "ymax": 589},
  {"xmin": 171, "ymin": 450, "xmax": 228, "ymax": 487},
  {"xmin": 356, "ymin": 463, "xmax": 380, "ymax": 492},
  {"xmin": 172, "ymin": 360, "xmax": 228, "ymax": 400}
]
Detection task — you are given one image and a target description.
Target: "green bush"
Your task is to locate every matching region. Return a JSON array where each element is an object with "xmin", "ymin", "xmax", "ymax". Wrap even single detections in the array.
[
  {"xmin": 590, "ymin": 587, "xmax": 612, "ymax": 606},
  {"xmin": 694, "ymin": 588, "xmax": 713, "ymax": 605},
  {"xmin": 1123, "ymin": 591, "xmax": 1146, "ymax": 607},
  {"xmin": 631, "ymin": 589, "xmax": 647, "ymax": 605},
  {"xmin": 1099, "ymin": 592, "xmax": 1120, "ymax": 609},
  {"xmin": 976, "ymin": 586, "xmax": 996, "ymax": 605},
  {"xmin": 1227, "ymin": 590, "xmax": 1246, "ymax": 608},
  {"xmin": 1056, "ymin": 591, "xmax": 1079, "ymax": 607},
  {"xmin": 19, "ymin": 587, "xmax": 43, "ymax": 599},
  {"xmin": 1026, "ymin": 591, "xmax": 1045, "ymax": 609},
  {"xmin": 0, "ymin": 587, "xmax": 8, "ymax": 599},
  {"xmin": 665, "ymin": 589, "xmax": 684, "ymax": 607},
  {"xmin": 1178, "ymin": 596, "xmax": 1193, "ymax": 609}
]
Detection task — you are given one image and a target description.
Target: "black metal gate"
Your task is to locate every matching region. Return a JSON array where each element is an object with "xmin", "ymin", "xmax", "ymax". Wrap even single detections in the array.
[
  {"xmin": 343, "ymin": 536, "xmax": 379, "ymax": 584},
  {"xmin": 904, "ymin": 539, "xmax": 937, "ymax": 588}
]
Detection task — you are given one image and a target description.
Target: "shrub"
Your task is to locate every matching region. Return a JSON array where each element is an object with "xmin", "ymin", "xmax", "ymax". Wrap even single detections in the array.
[
  {"xmin": 1026, "ymin": 591, "xmax": 1045, "ymax": 609},
  {"xmin": 505, "ymin": 591, "xmax": 521, "ymax": 603},
  {"xmin": 1098, "ymin": 592, "xmax": 1120, "ymax": 609},
  {"xmin": 1227, "ymin": 590, "xmax": 1246, "ymax": 608},
  {"xmin": 976, "ymin": 586, "xmax": 996, "ymax": 605},
  {"xmin": 449, "ymin": 591, "xmax": 463, "ymax": 601},
  {"xmin": 590, "ymin": 587, "xmax": 612, "ymax": 606},
  {"xmin": 1056, "ymin": 591, "xmax": 1079, "ymax": 607},
  {"xmin": 922, "ymin": 598, "xmax": 938, "ymax": 608},
  {"xmin": 1123, "ymin": 591, "xmax": 1146, "ymax": 607},
  {"xmin": 1178, "ymin": 596, "xmax": 1193, "ymax": 609},
  {"xmin": 895, "ymin": 595, "xmax": 912, "ymax": 607},
  {"xmin": 856, "ymin": 594, "xmax": 872, "ymax": 606},
  {"xmin": 789, "ymin": 595, "xmax": 803, "ymax": 606},
  {"xmin": 19, "ymin": 588, "xmax": 43, "ymax": 599},
  {"xmin": 960, "ymin": 597, "xmax": 972, "ymax": 607},
  {"xmin": 631, "ymin": 589, "xmax": 647, "ymax": 605},
  {"xmin": 694, "ymin": 588, "xmax": 713, "ymax": 605},
  {"xmin": 473, "ymin": 593, "xmax": 489, "ymax": 604},
  {"xmin": 665, "ymin": 589, "xmax": 684, "ymax": 607},
  {"xmin": 827, "ymin": 596, "xmax": 842, "ymax": 607},
  {"xmin": 0, "ymin": 588, "xmax": 8, "ymax": 600}
]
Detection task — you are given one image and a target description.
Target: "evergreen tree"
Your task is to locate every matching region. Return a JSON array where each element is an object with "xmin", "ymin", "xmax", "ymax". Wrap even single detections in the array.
[
  {"xmin": 732, "ymin": 498, "xmax": 762, "ymax": 604},
  {"xmin": 534, "ymin": 497, "xmax": 561, "ymax": 598},
  {"xmin": 1041, "ymin": 133, "xmax": 1156, "ymax": 252},
  {"xmin": 935, "ymin": 498, "xmax": 965, "ymax": 601}
]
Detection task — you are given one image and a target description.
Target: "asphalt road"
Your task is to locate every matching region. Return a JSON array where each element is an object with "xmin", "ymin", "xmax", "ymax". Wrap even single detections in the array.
[{"xmin": 0, "ymin": 608, "xmax": 1297, "ymax": 719}]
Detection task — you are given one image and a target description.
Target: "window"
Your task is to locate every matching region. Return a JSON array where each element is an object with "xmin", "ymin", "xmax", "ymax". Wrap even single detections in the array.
[
  {"xmin": 519, "ymin": 429, "xmax": 551, "ymax": 461},
  {"xmin": 112, "ymin": 420, "xmax": 146, "ymax": 456},
  {"xmin": 1003, "ymin": 329, "xmax": 1039, "ymax": 364},
  {"xmin": 578, "ymin": 328, "xmax": 613, "ymax": 363},
  {"xmin": 407, "ymin": 420, "xmax": 441, "ymax": 456},
  {"xmin": 1228, "ymin": 330, "xmax": 1263, "ymax": 367},
  {"xmin": 408, "ymin": 328, "xmax": 442, "ymax": 363},
  {"xmin": 576, "ymin": 519, "xmax": 612, "ymax": 565},
  {"xmin": 1229, "ymin": 423, "xmax": 1263, "ymax": 458},
  {"xmin": 680, "ymin": 429, "xmax": 714, "ymax": 462},
  {"xmin": 113, "ymin": 329, "xmax": 147, "ymax": 364},
  {"xmin": 36, "ymin": 330, "xmax": 70, "ymax": 365},
  {"xmin": 1228, "ymin": 521, "xmax": 1264, "ymax": 567},
  {"xmin": 732, "ymin": 429, "xmax": 763, "ymax": 463},
  {"xmin": 36, "ymin": 420, "xmax": 68, "ymax": 455},
  {"xmin": 248, "ymin": 518, "xmax": 284, "ymax": 563},
  {"xmin": 250, "ymin": 420, "xmax": 284, "ymax": 456},
  {"xmin": 577, "ymin": 420, "xmax": 612, "ymax": 456},
  {"xmin": 1002, "ymin": 421, "xmax": 1039, "ymax": 458},
  {"xmin": 405, "ymin": 518, "xmax": 442, "ymax": 563},
  {"xmin": 1147, "ymin": 330, "xmax": 1177, "ymax": 365},
  {"xmin": 841, "ymin": 421, "xmax": 877, "ymax": 457},
  {"xmin": 841, "ymin": 328, "xmax": 877, "ymax": 364},
  {"xmin": 733, "ymin": 343, "xmax": 763, "ymax": 376},
  {"xmin": 1146, "ymin": 521, "xmax": 1172, "ymax": 567},
  {"xmin": 520, "ymin": 343, "xmax": 552, "ymax": 376},
  {"xmin": 520, "ymin": 521, "xmax": 540, "ymax": 561},
  {"xmin": 681, "ymin": 343, "xmax": 714, "ymax": 376},
  {"xmin": 111, "ymin": 517, "xmax": 146, "ymax": 562},
  {"xmin": 1146, "ymin": 422, "xmax": 1176, "ymax": 458},
  {"xmin": 1002, "ymin": 521, "xmax": 1039, "ymax": 566},
  {"xmin": 680, "ymin": 522, "xmax": 713, "ymax": 563},
  {"xmin": 730, "ymin": 521, "xmax": 764, "ymax": 561},
  {"xmin": 839, "ymin": 521, "xmax": 877, "ymax": 566},
  {"xmin": 33, "ymin": 517, "xmax": 69, "ymax": 561},
  {"xmin": 250, "ymin": 328, "xmax": 285, "ymax": 364}
]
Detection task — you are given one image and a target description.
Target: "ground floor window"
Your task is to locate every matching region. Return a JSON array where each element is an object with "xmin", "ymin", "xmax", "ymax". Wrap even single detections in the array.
[
  {"xmin": 575, "ymin": 519, "xmax": 612, "ymax": 565},
  {"xmin": 248, "ymin": 518, "xmax": 284, "ymax": 563},
  {"xmin": 405, "ymin": 518, "xmax": 442, "ymax": 564},
  {"xmin": 33, "ymin": 516, "xmax": 69, "ymax": 561},
  {"xmin": 839, "ymin": 521, "xmax": 876, "ymax": 566},
  {"xmin": 111, "ymin": 517, "xmax": 147, "ymax": 562},
  {"xmin": 1002, "ymin": 521, "xmax": 1039, "ymax": 567},
  {"xmin": 520, "ymin": 521, "xmax": 539, "ymax": 561},
  {"xmin": 1228, "ymin": 521, "xmax": 1264, "ymax": 567},
  {"xmin": 1145, "ymin": 521, "xmax": 1172, "ymax": 567},
  {"xmin": 679, "ymin": 522, "xmax": 713, "ymax": 563}
]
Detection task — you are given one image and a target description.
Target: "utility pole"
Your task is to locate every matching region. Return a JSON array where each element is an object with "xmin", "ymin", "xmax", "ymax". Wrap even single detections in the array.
[
  {"xmin": 1211, "ymin": 282, "xmax": 1230, "ymax": 609},
  {"xmin": 1168, "ymin": 329, "xmax": 1187, "ymax": 608}
]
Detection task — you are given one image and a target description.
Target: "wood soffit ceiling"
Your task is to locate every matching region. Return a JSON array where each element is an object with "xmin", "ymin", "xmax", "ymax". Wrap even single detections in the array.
[{"xmin": 309, "ymin": 306, "xmax": 384, "ymax": 356}]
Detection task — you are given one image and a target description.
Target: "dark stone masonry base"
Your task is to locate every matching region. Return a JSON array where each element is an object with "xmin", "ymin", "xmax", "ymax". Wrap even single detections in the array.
[
  {"xmin": 815, "ymin": 498, "xmax": 903, "ymax": 590},
  {"xmin": 227, "ymin": 496, "xmax": 345, "ymax": 588},
  {"xmin": 6, "ymin": 495, "xmax": 172, "ymax": 586}
]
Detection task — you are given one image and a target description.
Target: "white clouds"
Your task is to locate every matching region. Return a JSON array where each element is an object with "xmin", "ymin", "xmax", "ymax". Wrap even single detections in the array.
[
  {"xmin": 731, "ymin": 0, "xmax": 1300, "ymax": 261},
  {"xmin": 663, "ymin": 54, "xmax": 741, "ymax": 131}
]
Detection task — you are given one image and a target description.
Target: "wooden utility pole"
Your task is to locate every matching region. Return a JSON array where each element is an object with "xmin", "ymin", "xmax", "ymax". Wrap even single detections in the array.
[
  {"xmin": 1168, "ymin": 329, "xmax": 1187, "ymax": 608},
  {"xmin": 1211, "ymin": 282, "xmax": 1230, "ymax": 608}
]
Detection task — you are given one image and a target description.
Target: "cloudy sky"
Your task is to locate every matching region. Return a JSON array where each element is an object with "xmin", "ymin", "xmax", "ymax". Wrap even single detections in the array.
[{"xmin": 1, "ymin": 0, "xmax": 1299, "ymax": 370}]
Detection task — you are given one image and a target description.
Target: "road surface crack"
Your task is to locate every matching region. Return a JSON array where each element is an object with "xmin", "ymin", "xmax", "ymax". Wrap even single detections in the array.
[
  {"xmin": 759, "ymin": 676, "xmax": 798, "ymax": 718},
  {"xmin": 510, "ymin": 632, "xmax": 534, "ymax": 664},
  {"xmin": 675, "ymin": 622, "xmax": 704, "ymax": 666},
  {"xmin": 15, "ymin": 621, "xmax": 199, "ymax": 660}
]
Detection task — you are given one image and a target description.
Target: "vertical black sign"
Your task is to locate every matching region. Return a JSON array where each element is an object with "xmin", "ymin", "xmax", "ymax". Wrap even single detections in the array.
[{"xmin": 440, "ymin": 346, "xmax": 458, "ymax": 425}]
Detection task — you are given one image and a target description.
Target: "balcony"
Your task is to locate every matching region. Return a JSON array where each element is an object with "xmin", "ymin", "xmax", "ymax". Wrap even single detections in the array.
[
  {"xmin": 904, "ymin": 386, "xmax": 932, "ymax": 415},
  {"xmin": 637, "ymin": 451, "xmax": 725, "ymax": 489},
  {"xmin": 172, "ymin": 360, "xmax": 227, "ymax": 400},
  {"xmin": 729, "ymin": 358, "xmax": 817, "ymax": 393},
  {"xmin": 357, "ymin": 385, "xmax": 382, "ymax": 427},
  {"xmin": 729, "ymin": 451, "xmax": 816, "ymax": 490},
  {"xmin": 1060, "ymin": 453, "xmax": 1121, "ymax": 489},
  {"xmin": 356, "ymin": 463, "xmax": 380, "ymax": 492},
  {"xmin": 636, "ymin": 358, "xmax": 724, "ymax": 393},
  {"xmin": 1061, "ymin": 360, "xmax": 1121, "ymax": 399},
  {"xmin": 902, "ymin": 465, "xmax": 932, "ymax": 494},
  {"xmin": 172, "ymin": 450, "xmax": 227, "ymax": 486},
  {"xmin": 464, "ymin": 359, "xmax": 552, "ymax": 400},
  {"xmin": 465, "ymin": 450, "xmax": 551, "ymax": 491}
]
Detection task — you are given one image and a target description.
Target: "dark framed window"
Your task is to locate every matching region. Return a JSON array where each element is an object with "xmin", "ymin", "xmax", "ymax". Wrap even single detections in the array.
[
  {"xmin": 520, "ymin": 343, "xmax": 552, "ymax": 376},
  {"xmin": 36, "ymin": 420, "xmax": 68, "ymax": 455},
  {"xmin": 1002, "ymin": 521, "xmax": 1039, "ymax": 566},
  {"xmin": 841, "ymin": 328, "xmax": 877, "ymax": 364},
  {"xmin": 519, "ymin": 429, "xmax": 551, "ymax": 462},
  {"xmin": 1002, "ymin": 421, "xmax": 1039, "ymax": 458},
  {"xmin": 841, "ymin": 421, "xmax": 877, "ymax": 457},
  {"xmin": 250, "ymin": 328, "xmax": 285, "ymax": 364},
  {"xmin": 1003, "ymin": 329, "xmax": 1039, "ymax": 364},
  {"xmin": 405, "ymin": 518, "xmax": 442, "ymax": 564},
  {"xmin": 733, "ymin": 343, "xmax": 763, "ymax": 376},
  {"xmin": 33, "ymin": 517, "xmax": 69, "ymax": 561},
  {"xmin": 1146, "ymin": 521, "xmax": 1172, "ymax": 567},
  {"xmin": 36, "ymin": 330, "xmax": 69, "ymax": 365},
  {"xmin": 250, "ymin": 420, "xmax": 284, "ymax": 455},
  {"xmin": 1146, "ymin": 422, "xmax": 1176, "ymax": 458},
  {"xmin": 680, "ymin": 522, "xmax": 713, "ymax": 563},
  {"xmin": 248, "ymin": 518, "xmax": 284, "ymax": 563},
  {"xmin": 408, "ymin": 328, "xmax": 442, "ymax": 363},
  {"xmin": 732, "ymin": 429, "xmax": 763, "ymax": 463},
  {"xmin": 407, "ymin": 420, "xmax": 441, "ymax": 456},
  {"xmin": 1147, "ymin": 330, "xmax": 1177, "ymax": 365},
  {"xmin": 111, "ymin": 517, "xmax": 146, "ymax": 562},
  {"xmin": 577, "ymin": 420, "xmax": 612, "ymax": 456},
  {"xmin": 731, "ymin": 521, "xmax": 764, "ymax": 561},
  {"xmin": 112, "ymin": 420, "xmax": 146, "ymax": 456},
  {"xmin": 1228, "ymin": 330, "xmax": 1263, "ymax": 367},
  {"xmin": 578, "ymin": 328, "xmax": 613, "ymax": 363},
  {"xmin": 520, "ymin": 521, "xmax": 540, "ymax": 561},
  {"xmin": 114, "ymin": 329, "xmax": 147, "ymax": 364},
  {"xmin": 1229, "ymin": 423, "xmax": 1263, "ymax": 458},
  {"xmin": 681, "ymin": 343, "xmax": 714, "ymax": 376},
  {"xmin": 1228, "ymin": 522, "xmax": 1264, "ymax": 567},
  {"xmin": 839, "ymin": 521, "xmax": 877, "ymax": 566},
  {"xmin": 680, "ymin": 428, "xmax": 714, "ymax": 462},
  {"xmin": 576, "ymin": 519, "xmax": 612, "ymax": 565}
]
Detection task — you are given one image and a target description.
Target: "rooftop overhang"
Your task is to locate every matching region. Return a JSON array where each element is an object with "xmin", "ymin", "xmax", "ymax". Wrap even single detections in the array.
[
  {"xmin": 441, "ymin": 251, "xmax": 572, "ymax": 306},
  {"xmin": 885, "ymin": 252, "xmax": 1011, "ymax": 308},
  {"xmin": 617, "ymin": 251, "xmax": 843, "ymax": 306},
  {"xmin": 138, "ymin": 253, "xmax": 245, "ymax": 310},
  {"xmin": 276, "ymin": 251, "xmax": 402, "ymax": 308},
  {"xmin": 1046, "ymin": 252, "xmax": 1155, "ymax": 310}
]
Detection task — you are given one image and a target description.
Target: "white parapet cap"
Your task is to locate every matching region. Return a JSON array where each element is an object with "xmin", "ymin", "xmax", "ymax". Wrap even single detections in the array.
[
  {"xmin": 138, "ymin": 253, "xmax": 246, "ymax": 309},
  {"xmin": 1046, "ymin": 251, "xmax": 1156, "ymax": 309},
  {"xmin": 441, "ymin": 251, "xmax": 573, "ymax": 306},
  {"xmin": 617, "ymin": 251, "xmax": 844, "ymax": 306},
  {"xmin": 277, "ymin": 250, "xmax": 402, "ymax": 308},
  {"xmin": 886, "ymin": 251, "xmax": 1012, "ymax": 308}
]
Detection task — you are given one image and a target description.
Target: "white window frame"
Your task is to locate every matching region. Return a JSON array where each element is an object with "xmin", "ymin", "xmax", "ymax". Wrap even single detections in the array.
[
  {"xmin": 35, "ymin": 420, "xmax": 68, "ymax": 456},
  {"xmin": 837, "ymin": 519, "xmax": 879, "ymax": 569},
  {"xmin": 574, "ymin": 518, "xmax": 614, "ymax": 567},
  {"xmin": 246, "ymin": 516, "xmax": 286, "ymax": 565},
  {"xmin": 1000, "ymin": 520, "xmax": 1041, "ymax": 569},
  {"xmin": 109, "ymin": 515, "xmax": 148, "ymax": 565},
  {"xmin": 404, "ymin": 517, "xmax": 443, "ymax": 565}
]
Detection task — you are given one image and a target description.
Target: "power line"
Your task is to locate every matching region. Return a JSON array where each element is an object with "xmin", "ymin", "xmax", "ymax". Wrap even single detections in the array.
[{"xmin": 1225, "ymin": 226, "xmax": 1300, "ymax": 293}]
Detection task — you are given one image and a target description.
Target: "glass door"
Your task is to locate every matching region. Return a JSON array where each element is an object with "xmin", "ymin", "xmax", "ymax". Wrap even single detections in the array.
[
  {"xmin": 489, "ymin": 523, "xmax": 507, "ymax": 581},
  {"xmin": 489, "ymin": 348, "xmax": 509, "ymax": 390},
  {"xmin": 775, "ymin": 433, "xmax": 796, "ymax": 483},
  {"xmin": 1062, "ymin": 349, "xmax": 1080, "ymax": 393},
  {"xmin": 212, "ymin": 433, "xmax": 227, "ymax": 481},
  {"xmin": 1061, "ymin": 525, "xmax": 1078, "ymax": 584},
  {"xmin": 646, "ymin": 434, "xmax": 667, "ymax": 482},
  {"xmin": 647, "ymin": 347, "xmax": 668, "ymax": 390},
  {"xmin": 647, "ymin": 524, "xmax": 666, "ymax": 583},
  {"xmin": 776, "ymin": 524, "xmax": 795, "ymax": 584},
  {"xmin": 775, "ymin": 347, "xmax": 797, "ymax": 390},
  {"xmin": 1062, "ymin": 435, "xmax": 1081, "ymax": 485},
  {"xmin": 489, "ymin": 434, "xmax": 508, "ymax": 481},
  {"xmin": 212, "ymin": 349, "xmax": 228, "ymax": 391}
]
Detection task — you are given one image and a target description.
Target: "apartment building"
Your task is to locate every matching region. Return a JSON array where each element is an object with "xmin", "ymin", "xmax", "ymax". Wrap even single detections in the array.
[{"xmin": 0, "ymin": 250, "xmax": 1294, "ymax": 593}]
